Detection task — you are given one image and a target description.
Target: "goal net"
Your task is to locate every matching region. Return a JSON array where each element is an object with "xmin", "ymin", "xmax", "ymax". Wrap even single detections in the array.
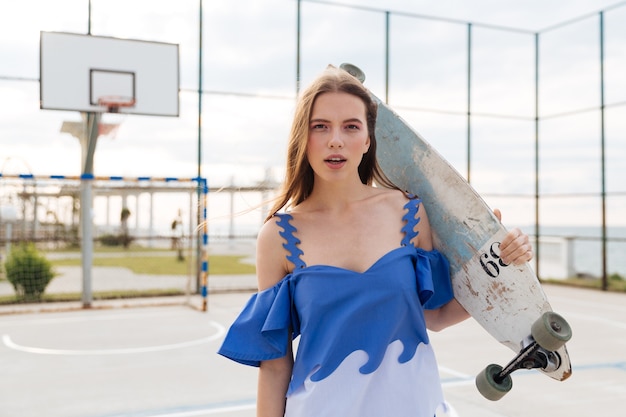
[{"xmin": 0, "ymin": 174, "xmax": 208, "ymax": 308}]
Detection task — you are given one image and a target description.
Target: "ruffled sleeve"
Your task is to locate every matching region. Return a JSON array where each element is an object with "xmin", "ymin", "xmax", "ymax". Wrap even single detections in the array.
[
  {"xmin": 414, "ymin": 248, "xmax": 454, "ymax": 310},
  {"xmin": 217, "ymin": 276, "xmax": 297, "ymax": 367}
]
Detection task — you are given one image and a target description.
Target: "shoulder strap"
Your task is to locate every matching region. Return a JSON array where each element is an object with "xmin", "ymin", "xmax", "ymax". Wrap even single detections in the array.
[
  {"xmin": 401, "ymin": 196, "xmax": 422, "ymax": 246},
  {"xmin": 275, "ymin": 213, "xmax": 306, "ymax": 269}
]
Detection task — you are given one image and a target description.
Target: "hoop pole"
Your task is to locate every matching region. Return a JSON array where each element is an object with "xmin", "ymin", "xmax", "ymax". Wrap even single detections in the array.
[
  {"xmin": 80, "ymin": 177, "xmax": 94, "ymax": 307},
  {"xmin": 80, "ymin": 111, "xmax": 100, "ymax": 308}
]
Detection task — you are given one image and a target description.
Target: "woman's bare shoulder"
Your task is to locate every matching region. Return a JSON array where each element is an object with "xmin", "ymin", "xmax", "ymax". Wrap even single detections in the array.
[
  {"xmin": 256, "ymin": 216, "xmax": 291, "ymax": 290},
  {"xmin": 374, "ymin": 187, "xmax": 413, "ymax": 208},
  {"xmin": 380, "ymin": 189, "xmax": 434, "ymax": 250}
]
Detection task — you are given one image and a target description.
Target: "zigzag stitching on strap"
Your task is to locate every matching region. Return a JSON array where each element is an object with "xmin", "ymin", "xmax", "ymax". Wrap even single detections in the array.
[
  {"xmin": 401, "ymin": 197, "xmax": 421, "ymax": 246},
  {"xmin": 276, "ymin": 214, "xmax": 305, "ymax": 269}
]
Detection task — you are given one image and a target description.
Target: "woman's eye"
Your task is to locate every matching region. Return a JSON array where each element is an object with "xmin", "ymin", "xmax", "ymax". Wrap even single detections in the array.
[
  {"xmin": 311, "ymin": 124, "xmax": 326, "ymax": 130},
  {"xmin": 346, "ymin": 124, "xmax": 360, "ymax": 130}
]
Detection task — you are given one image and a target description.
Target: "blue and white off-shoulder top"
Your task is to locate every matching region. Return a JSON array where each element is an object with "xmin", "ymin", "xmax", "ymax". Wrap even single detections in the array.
[{"xmin": 218, "ymin": 197, "xmax": 454, "ymax": 417}]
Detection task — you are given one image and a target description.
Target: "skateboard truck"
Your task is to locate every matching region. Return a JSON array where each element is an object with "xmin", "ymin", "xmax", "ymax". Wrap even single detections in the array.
[
  {"xmin": 476, "ymin": 311, "xmax": 572, "ymax": 401},
  {"xmin": 339, "ymin": 63, "xmax": 366, "ymax": 83}
]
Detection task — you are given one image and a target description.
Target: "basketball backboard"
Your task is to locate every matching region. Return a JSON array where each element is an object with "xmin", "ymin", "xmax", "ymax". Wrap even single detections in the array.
[{"xmin": 40, "ymin": 31, "xmax": 179, "ymax": 116}]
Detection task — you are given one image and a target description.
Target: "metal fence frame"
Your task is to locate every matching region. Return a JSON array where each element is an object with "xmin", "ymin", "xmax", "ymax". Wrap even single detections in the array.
[
  {"xmin": 1, "ymin": 0, "xmax": 625, "ymax": 290},
  {"xmin": 288, "ymin": 0, "xmax": 626, "ymax": 289}
]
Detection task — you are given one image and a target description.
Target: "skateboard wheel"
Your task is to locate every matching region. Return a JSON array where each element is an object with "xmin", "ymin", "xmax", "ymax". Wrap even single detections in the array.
[
  {"xmin": 476, "ymin": 364, "xmax": 512, "ymax": 401},
  {"xmin": 339, "ymin": 63, "xmax": 366, "ymax": 83},
  {"xmin": 531, "ymin": 311, "xmax": 572, "ymax": 352}
]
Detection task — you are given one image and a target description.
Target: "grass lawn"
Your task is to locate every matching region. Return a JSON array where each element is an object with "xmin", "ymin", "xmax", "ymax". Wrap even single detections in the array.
[
  {"xmin": 49, "ymin": 253, "xmax": 256, "ymax": 275},
  {"xmin": 543, "ymin": 274, "xmax": 626, "ymax": 292},
  {"xmin": 0, "ymin": 250, "xmax": 256, "ymax": 304}
]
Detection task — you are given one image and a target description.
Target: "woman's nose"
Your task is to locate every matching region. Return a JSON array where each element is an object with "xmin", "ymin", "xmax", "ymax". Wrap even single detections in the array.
[{"xmin": 328, "ymin": 129, "xmax": 343, "ymax": 148}]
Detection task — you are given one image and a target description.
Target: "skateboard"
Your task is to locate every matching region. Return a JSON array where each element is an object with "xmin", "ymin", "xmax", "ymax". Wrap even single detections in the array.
[{"xmin": 339, "ymin": 63, "xmax": 572, "ymax": 401}]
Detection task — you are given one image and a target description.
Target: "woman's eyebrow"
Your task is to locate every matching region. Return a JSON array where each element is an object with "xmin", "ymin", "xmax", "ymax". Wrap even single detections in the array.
[
  {"xmin": 309, "ymin": 118, "xmax": 330, "ymax": 124},
  {"xmin": 309, "ymin": 117, "xmax": 364, "ymax": 124}
]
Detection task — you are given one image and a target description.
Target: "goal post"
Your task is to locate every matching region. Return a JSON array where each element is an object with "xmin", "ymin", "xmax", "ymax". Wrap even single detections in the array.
[{"xmin": 0, "ymin": 173, "xmax": 209, "ymax": 310}]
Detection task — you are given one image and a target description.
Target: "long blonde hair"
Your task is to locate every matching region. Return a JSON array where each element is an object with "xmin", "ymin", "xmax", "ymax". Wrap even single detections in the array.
[{"xmin": 265, "ymin": 66, "xmax": 399, "ymax": 221}]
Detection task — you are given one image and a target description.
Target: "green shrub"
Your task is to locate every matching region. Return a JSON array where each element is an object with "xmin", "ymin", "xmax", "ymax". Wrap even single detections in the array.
[
  {"xmin": 4, "ymin": 244, "xmax": 56, "ymax": 301},
  {"xmin": 99, "ymin": 233, "xmax": 121, "ymax": 246},
  {"xmin": 99, "ymin": 234, "xmax": 133, "ymax": 247}
]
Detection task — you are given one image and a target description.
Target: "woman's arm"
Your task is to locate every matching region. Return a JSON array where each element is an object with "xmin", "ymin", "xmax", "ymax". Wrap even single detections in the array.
[
  {"xmin": 255, "ymin": 218, "xmax": 294, "ymax": 416},
  {"xmin": 257, "ymin": 343, "xmax": 293, "ymax": 417},
  {"xmin": 424, "ymin": 299, "xmax": 470, "ymax": 332}
]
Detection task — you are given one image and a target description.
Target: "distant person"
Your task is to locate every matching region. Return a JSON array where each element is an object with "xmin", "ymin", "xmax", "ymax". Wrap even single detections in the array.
[
  {"xmin": 171, "ymin": 209, "xmax": 184, "ymax": 261},
  {"xmin": 218, "ymin": 66, "xmax": 533, "ymax": 417}
]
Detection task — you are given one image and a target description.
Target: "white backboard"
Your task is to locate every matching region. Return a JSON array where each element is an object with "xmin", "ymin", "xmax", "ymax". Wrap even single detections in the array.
[{"xmin": 40, "ymin": 31, "xmax": 179, "ymax": 116}]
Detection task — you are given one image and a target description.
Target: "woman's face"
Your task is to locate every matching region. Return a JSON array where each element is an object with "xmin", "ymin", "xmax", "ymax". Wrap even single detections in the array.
[{"xmin": 306, "ymin": 91, "xmax": 370, "ymax": 183}]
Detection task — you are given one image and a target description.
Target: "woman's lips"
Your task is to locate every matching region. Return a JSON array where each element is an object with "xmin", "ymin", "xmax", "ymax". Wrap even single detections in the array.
[{"xmin": 324, "ymin": 155, "xmax": 347, "ymax": 168}]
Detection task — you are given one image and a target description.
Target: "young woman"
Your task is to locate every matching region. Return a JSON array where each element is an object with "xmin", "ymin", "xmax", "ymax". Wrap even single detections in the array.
[{"xmin": 218, "ymin": 67, "xmax": 533, "ymax": 417}]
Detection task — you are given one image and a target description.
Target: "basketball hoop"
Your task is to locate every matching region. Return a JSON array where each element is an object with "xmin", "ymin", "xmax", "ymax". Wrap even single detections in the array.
[{"xmin": 97, "ymin": 95, "xmax": 136, "ymax": 113}]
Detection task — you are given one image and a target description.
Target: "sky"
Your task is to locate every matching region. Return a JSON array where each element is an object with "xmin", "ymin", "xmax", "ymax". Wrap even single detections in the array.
[{"xmin": 1, "ymin": 0, "xmax": 625, "ymax": 230}]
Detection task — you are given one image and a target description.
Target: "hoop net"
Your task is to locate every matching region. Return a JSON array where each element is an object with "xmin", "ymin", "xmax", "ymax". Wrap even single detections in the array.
[{"xmin": 96, "ymin": 96, "xmax": 135, "ymax": 138}]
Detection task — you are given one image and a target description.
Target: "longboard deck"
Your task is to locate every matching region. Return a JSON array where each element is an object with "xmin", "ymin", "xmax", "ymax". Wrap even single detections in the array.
[{"xmin": 372, "ymin": 95, "xmax": 571, "ymax": 381}]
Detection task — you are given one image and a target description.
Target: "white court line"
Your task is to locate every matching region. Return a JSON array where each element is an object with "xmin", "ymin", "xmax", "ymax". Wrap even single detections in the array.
[
  {"xmin": 2, "ymin": 321, "xmax": 225, "ymax": 355},
  {"xmin": 439, "ymin": 365, "xmax": 475, "ymax": 388},
  {"xmin": 104, "ymin": 401, "xmax": 460, "ymax": 417},
  {"xmin": 0, "ymin": 310, "xmax": 190, "ymax": 327},
  {"xmin": 438, "ymin": 365, "xmax": 472, "ymax": 379},
  {"xmin": 560, "ymin": 310, "xmax": 626, "ymax": 330},
  {"xmin": 135, "ymin": 403, "xmax": 256, "ymax": 417}
]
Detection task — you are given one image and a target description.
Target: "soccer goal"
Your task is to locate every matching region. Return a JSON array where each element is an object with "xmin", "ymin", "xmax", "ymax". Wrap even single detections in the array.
[{"xmin": 0, "ymin": 174, "xmax": 209, "ymax": 310}]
